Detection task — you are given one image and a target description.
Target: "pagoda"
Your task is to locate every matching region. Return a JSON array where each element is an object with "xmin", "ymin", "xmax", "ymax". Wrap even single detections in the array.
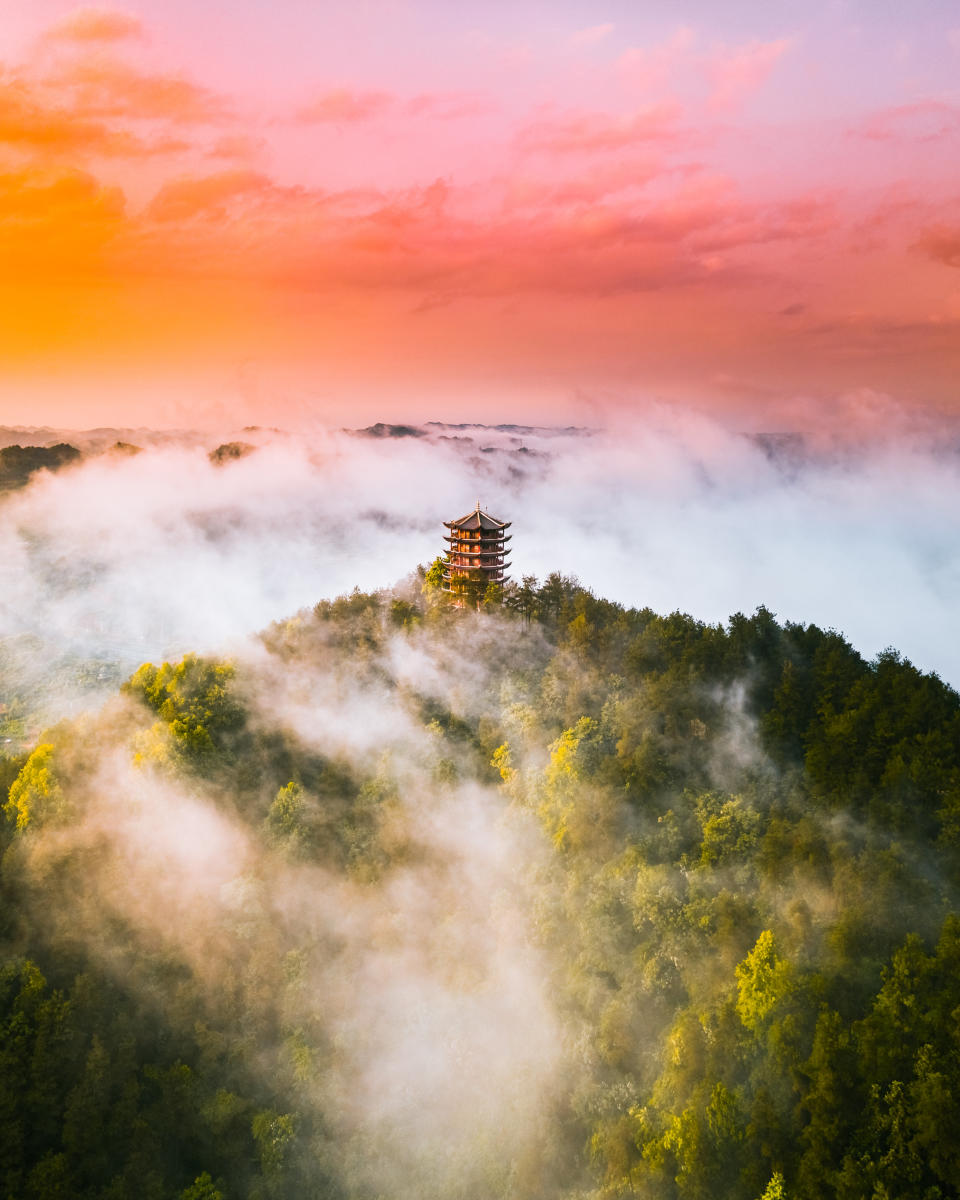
[{"xmin": 442, "ymin": 503, "xmax": 512, "ymax": 608}]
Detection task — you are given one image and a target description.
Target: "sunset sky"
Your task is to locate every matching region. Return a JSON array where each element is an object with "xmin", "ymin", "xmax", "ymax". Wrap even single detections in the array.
[{"xmin": 1, "ymin": 1, "xmax": 958, "ymax": 428}]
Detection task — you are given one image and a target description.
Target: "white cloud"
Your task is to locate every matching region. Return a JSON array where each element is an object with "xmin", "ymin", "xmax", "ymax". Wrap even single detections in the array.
[{"xmin": 1, "ymin": 408, "xmax": 959, "ymax": 729}]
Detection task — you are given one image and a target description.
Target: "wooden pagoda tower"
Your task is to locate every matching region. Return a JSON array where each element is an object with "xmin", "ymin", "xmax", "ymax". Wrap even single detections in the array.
[{"xmin": 442, "ymin": 503, "xmax": 512, "ymax": 608}]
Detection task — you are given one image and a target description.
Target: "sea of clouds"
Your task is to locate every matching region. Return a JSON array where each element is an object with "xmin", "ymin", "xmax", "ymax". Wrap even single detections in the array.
[{"xmin": 1, "ymin": 405, "xmax": 959, "ymax": 724}]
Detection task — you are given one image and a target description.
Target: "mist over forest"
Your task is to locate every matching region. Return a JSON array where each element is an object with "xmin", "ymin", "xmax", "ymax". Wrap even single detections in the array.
[
  {"xmin": 3, "ymin": 414, "xmax": 960, "ymax": 1199},
  {"xmin": 4, "ymin": 565, "xmax": 960, "ymax": 1199}
]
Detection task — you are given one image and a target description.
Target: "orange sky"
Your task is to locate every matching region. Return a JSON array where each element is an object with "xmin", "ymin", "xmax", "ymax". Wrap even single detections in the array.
[{"xmin": 1, "ymin": 2, "xmax": 959, "ymax": 428}]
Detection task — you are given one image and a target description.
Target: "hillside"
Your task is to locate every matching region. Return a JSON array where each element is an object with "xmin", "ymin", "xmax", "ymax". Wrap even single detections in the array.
[
  {"xmin": 0, "ymin": 444, "xmax": 81, "ymax": 494},
  {"xmin": 2, "ymin": 574, "xmax": 959, "ymax": 1200}
]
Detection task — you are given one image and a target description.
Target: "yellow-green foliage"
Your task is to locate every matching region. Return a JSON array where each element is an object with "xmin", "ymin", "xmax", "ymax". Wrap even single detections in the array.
[
  {"xmin": 3, "ymin": 743, "xmax": 63, "ymax": 831},
  {"xmin": 539, "ymin": 717, "xmax": 598, "ymax": 849},
  {"xmin": 735, "ymin": 930, "xmax": 795, "ymax": 1032},
  {"xmin": 421, "ymin": 556, "xmax": 445, "ymax": 594},
  {"xmin": 124, "ymin": 654, "xmax": 243, "ymax": 762},
  {"xmin": 696, "ymin": 791, "xmax": 760, "ymax": 867},
  {"xmin": 758, "ymin": 1171, "xmax": 787, "ymax": 1200},
  {"xmin": 565, "ymin": 611, "xmax": 596, "ymax": 658},
  {"xmin": 491, "ymin": 742, "xmax": 515, "ymax": 782},
  {"xmin": 284, "ymin": 1029, "xmax": 314, "ymax": 1084},
  {"xmin": 131, "ymin": 720, "xmax": 177, "ymax": 770},
  {"xmin": 180, "ymin": 1173, "xmax": 224, "ymax": 1200},
  {"xmin": 251, "ymin": 1110, "xmax": 297, "ymax": 1175},
  {"xmin": 264, "ymin": 781, "xmax": 305, "ymax": 852}
]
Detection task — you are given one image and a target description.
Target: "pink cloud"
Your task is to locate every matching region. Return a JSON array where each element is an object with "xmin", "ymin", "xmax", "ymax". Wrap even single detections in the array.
[
  {"xmin": 295, "ymin": 89, "xmax": 393, "ymax": 123},
  {"xmin": 568, "ymin": 24, "xmax": 615, "ymax": 48},
  {"xmin": 146, "ymin": 169, "xmax": 273, "ymax": 222},
  {"xmin": 854, "ymin": 101, "xmax": 960, "ymax": 143},
  {"xmin": 517, "ymin": 103, "xmax": 682, "ymax": 154},
  {"xmin": 405, "ymin": 92, "xmax": 495, "ymax": 120},
  {"xmin": 116, "ymin": 160, "xmax": 840, "ymax": 307},
  {"xmin": 617, "ymin": 26, "xmax": 697, "ymax": 92},
  {"xmin": 500, "ymin": 158, "xmax": 675, "ymax": 211},
  {"xmin": 706, "ymin": 37, "xmax": 792, "ymax": 108},
  {"xmin": 51, "ymin": 58, "xmax": 229, "ymax": 124},
  {"xmin": 912, "ymin": 225, "xmax": 960, "ymax": 268},
  {"xmin": 207, "ymin": 133, "xmax": 266, "ymax": 161}
]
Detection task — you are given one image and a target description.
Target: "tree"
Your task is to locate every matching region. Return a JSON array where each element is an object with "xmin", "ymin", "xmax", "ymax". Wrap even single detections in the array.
[
  {"xmin": 482, "ymin": 580, "xmax": 504, "ymax": 610},
  {"xmin": 264, "ymin": 781, "xmax": 306, "ymax": 854},
  {"xmin": 735, "ymin": 931, "xmax": 795, "ymax": 1033},
  {"xmin": 517, "ymin": 575, "xmax": 539, "ymax": 624},
  {"xmin": 4, "ymin": 744, "xmax": 63, "ymax": 831},
  {"xmin": 180, "ymin": 1172, "xmax": 224, "ymax": 1200},
  {"xmin": 421, "ymin": 556, "xmax": 445, "ymax": 596},
  {"xmin": 757, "ymin": 1170, "xmax": 786, "ymax": 1200}
]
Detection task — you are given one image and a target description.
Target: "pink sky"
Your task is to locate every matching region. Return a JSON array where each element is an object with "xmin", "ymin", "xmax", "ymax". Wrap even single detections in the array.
[{"xmin": 0, "ymin": 1, "xmax": 958, "ymax": 428}]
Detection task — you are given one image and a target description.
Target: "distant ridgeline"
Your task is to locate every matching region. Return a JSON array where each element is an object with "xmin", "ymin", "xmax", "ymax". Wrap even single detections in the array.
[{"xmin": 2, "ymin": 574, "xmax": 960, "ymax": 1199}]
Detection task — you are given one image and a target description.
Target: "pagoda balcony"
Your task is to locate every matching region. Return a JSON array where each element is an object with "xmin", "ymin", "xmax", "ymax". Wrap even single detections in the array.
[
  {"xmin": 441, "ymin": 579, "xmax": 510, "ymax": 593},
  {"xmin": 444, "ymin": 552, "xmax": 510, "ymax": 562},
  {"xmin": 445, "ymin": 558, "xmax": 510, "ymax": 569},
  {"xmin": 441, "ymin": 566, "xmax": 512, "ymax": 575},
  {"xmin": 443, "ymin": 570, "xmax": 509, "ymax": 581},
  {"xmin": 443, "ymin": 533, "xmax": 512, "ymax": 545}
]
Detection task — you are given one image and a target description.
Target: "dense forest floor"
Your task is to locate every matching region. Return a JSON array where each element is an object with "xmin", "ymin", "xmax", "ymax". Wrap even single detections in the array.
[{"xmin": 3, "ymin": 570, "xmax": 960, "ymax": 1199}]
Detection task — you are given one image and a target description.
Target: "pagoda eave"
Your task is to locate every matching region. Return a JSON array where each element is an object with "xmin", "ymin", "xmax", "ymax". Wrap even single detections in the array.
[{"xmin": 443, "ymin": 520, "xmax": 512, "ymax": 531}]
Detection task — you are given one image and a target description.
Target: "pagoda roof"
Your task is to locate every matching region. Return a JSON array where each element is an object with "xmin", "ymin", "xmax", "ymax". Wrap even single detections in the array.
[{"xmin": 443, "ymin": 503, "xmax": 511, "ymax": 531}]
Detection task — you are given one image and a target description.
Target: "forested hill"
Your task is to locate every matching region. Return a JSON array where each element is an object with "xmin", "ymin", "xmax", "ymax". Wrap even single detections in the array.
[
  {"xmin": 2, "ymin": 572, "xmax": 960, "ymax": 1200},
  {"xmin": 0, "ymin": 443, "xmax": 81, "ymax": 493}
]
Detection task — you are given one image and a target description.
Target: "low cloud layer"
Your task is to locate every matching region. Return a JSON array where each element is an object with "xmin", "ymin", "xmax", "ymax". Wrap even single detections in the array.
[{"xmin": 1, "ymin": 408, "xmax": 958, "ymax": 734}]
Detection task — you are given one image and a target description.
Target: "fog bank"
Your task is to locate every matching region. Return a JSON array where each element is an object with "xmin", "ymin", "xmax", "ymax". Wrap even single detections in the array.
[{"xmin": 1, "ymin": 409, "xmax": 958, "ymax": 732}]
